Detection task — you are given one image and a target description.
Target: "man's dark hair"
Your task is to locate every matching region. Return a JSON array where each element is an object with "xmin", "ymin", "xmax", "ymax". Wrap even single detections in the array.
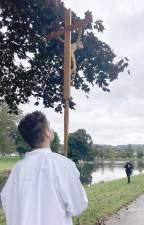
[{"xmin": 18, "ymin": 111, "xmax": 48, "ymax": 149}]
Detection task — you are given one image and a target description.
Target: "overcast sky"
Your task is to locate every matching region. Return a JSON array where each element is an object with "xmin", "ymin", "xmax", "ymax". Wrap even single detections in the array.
[{"xmin": 20, "ymin": 0, "xmax": 144, "ymax": 145}]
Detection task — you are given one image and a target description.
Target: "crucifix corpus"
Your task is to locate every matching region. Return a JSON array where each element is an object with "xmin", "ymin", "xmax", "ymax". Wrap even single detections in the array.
[{"xmin": 46, "ymin": 9, "xmax": 93, "ymax": 157}]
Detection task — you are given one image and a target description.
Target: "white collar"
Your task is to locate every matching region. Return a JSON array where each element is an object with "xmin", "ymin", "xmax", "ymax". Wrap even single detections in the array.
[{"xmin": 25, "ymin": 148, "xmax": 52, "ymax": 157}]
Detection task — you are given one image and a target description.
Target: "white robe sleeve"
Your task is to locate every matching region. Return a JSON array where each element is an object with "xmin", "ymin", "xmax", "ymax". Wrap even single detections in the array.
[
  {"xmin": 56, "ymin": 161, "xmax": 88, "ymax": 216},
  {"xmin": 0, "ymin": 187, "xmax": 6, "ymax": 211},
  {"xmin": 0, "ymin": 166, "xmax": 17, "ymax": 214}
]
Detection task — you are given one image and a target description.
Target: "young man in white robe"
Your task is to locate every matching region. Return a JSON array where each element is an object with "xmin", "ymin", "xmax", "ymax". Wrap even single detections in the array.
[{"xmin": 0, "ymin": 111, "xmax": 88, "ymax": 225}]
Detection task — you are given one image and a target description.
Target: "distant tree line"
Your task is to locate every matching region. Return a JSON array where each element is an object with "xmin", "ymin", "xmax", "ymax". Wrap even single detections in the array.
[
  {"xmin": 0, "ymin": 103, "xmax": 96, "ymax": 161},
  {"xmin": 0, "ymin": 103, "xmax": 61, "ymax": 155},
  {"xmin": 0, "ymin": 103, "xmax": 144, "ymax": 161},
  {"xmin": 94, "ymin": 144, "xmax": 144, "ymax": 160}
]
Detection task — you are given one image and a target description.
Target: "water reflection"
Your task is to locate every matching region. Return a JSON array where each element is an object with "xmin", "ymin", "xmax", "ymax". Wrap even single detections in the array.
[
  {"xmin": 0, "ymin": 161, "xmax": 144, "ymax": 197},
  {"xmin": 77, "ymin": 160, "xmax": 144, "ymax": 185},
  {"xmin": 77, "ymin": 163, "xmax": 95, "ymax": 185}
]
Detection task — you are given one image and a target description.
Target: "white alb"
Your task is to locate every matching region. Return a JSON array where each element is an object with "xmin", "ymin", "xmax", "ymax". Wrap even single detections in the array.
[{"xmin": 0, "ymin": 148, "xmax": 88, "ymax": 225}]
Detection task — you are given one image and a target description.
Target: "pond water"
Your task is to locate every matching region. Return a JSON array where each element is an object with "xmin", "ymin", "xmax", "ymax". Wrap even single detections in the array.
[
  {"xmin": 0, "ymin": 160, "xmax": 144, "ymax": 208},
  {"xmin": 77, "ymin": 160, "xmax": 144, "ymax": 185}
]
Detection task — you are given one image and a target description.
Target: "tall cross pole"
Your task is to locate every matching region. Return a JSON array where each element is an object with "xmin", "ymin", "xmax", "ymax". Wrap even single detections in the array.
[
  {"xmin": 63, "ymin": 9, "xmax": 71, "ymax": 157},
  {"xmin": 46, "ymin": 10, "xmax": 92, "ymax": 157}
]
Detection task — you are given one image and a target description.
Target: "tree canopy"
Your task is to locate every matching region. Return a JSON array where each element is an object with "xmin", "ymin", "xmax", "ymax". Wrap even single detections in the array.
[
  {"xmin": 0, "ymin": 102, "xmax": 30, "ymax": 155},
  {"xmin": 12, "ymin": 129, "xmax": 30, "ymax": 155},
  {"xmin": 0, "ymin": 103, "xmax": 17, "ymax": 154},
  {"xmin": 68, "ymin": 129, "xmax": 95, "ymax": 162},
  {"xmin": 50, "ymin": 131, "xmax": 60, "ymax": 153},
  {"xmin": 0, "ymin": 0, "xmax": 129, "ymax": 113}
]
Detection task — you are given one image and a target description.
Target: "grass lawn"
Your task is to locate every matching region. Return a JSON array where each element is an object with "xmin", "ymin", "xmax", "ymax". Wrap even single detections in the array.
[
  {"xmin": 0, "ymin": 159, "xmax": 144, "ymax": 225},
  {"xmin": 0, "ymin": 157, "xmax": 20, "ymax": 172},
  {"xmin": 0, "ymin": 210, "xmax": 5, "ymax": 225},
  {"xmin": 73, "ymin": 174, "xmax": 144, "ymax": 225}
]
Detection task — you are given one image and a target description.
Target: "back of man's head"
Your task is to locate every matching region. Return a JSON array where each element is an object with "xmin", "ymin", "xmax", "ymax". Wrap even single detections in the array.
[{"xmin": 18, "ymin": 111, "xmax": 49, "ymax": 149}]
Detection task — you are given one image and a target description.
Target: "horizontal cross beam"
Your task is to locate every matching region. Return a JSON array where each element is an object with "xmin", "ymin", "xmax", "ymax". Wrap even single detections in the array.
[{"xmin": 46, "ymin": 12, "xmax": 93, "ymax": 41}]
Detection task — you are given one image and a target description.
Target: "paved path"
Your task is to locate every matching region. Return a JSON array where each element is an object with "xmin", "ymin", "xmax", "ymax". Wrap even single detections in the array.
[{"xmin": 105, "ymin": 195, "xmax": 144, "ymax": 225}]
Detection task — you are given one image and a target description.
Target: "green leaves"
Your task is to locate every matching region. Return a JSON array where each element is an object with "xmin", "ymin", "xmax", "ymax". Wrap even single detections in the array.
[
  {"xmin": 0, "ymin": 0, "xmax": 129, "ymax": 113},
  {"xmin": 0, "ymin": 103, "xmax": 17, "ymax": 154},
  {"xmin": 68, "ymin": 129, "xmax": 95, "ymax": 162},
  {"xmin": 50, "ymin": 131, "xmax": 60, "ymax": 153}
]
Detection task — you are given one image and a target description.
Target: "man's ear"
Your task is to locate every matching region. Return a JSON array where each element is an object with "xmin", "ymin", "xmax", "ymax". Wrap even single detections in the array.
[{"xmin": 45, "ymin": 129, "xmax": 51, "ymax": 139}]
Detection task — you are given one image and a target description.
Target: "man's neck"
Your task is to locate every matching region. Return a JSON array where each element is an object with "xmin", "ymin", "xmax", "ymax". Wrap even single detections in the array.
[
  {"xmin": 37, "ymin": 141, "xmax": 51, "ymax": 149},
  {"xmin": 40, "ymin": 144, "xmax": 50, "ymax": 149}
]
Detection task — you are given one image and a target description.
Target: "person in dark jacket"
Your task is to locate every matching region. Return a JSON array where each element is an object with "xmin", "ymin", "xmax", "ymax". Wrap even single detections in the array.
[{"xmin": 124, "ymin": 161, "xmax": 133, "ymax": 183}]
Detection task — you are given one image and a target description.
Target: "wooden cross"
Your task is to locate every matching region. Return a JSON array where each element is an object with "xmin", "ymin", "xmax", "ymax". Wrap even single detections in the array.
[{"xmin": 46, "ymin": 9, "xmax": 92, "ymax": 157}]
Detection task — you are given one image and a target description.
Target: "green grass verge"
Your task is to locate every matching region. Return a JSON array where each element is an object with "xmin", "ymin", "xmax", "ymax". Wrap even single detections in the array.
[
  {"xmin": 0, "ymin": 210, "xmax": 5, "ymax": 225},
  {"xmin": 0, "ymin": 172, "xmax": 144, "ymax": 225},
  {"xmin": 73, "ymin": 174, "xmax": 144, "ymax": 225},
  {"xmin": 0, "ymin": 157, "xmax": 20, "ymax": 172}
]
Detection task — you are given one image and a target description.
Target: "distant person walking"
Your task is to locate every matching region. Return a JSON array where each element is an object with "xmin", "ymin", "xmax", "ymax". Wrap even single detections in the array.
[
  {"xmin": 124, "ymin": 161, "xmax": 133, "ymax": 183},
  {"xmin": 88, "ymin": 175, "xmax": 93, "ymax": 186}
]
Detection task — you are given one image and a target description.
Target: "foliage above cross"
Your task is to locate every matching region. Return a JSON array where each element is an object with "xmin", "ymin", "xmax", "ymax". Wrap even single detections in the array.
[{"xmin": 0, "ymin": 0, "xmax": 129, "ymax": 114}]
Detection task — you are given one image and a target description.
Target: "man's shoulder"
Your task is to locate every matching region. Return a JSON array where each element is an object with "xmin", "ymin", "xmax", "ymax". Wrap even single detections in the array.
[
  {"xmin": 52, "ymin": 152, "xmax": 73, "ymax": 163},
  {"xmin": 51, "ymin": 152, "xmax": 79, "ymax": 177},
  {"xmin": 12, "ymin": 152, "xmax": 75, "ymax": 173},
  {"xmin": 11, "ymin": 159, "xmax": 26, "ymax": 172},
  {"xmin": 51, "ymin": 152, "xmax": 75, "ymax": 168}
]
